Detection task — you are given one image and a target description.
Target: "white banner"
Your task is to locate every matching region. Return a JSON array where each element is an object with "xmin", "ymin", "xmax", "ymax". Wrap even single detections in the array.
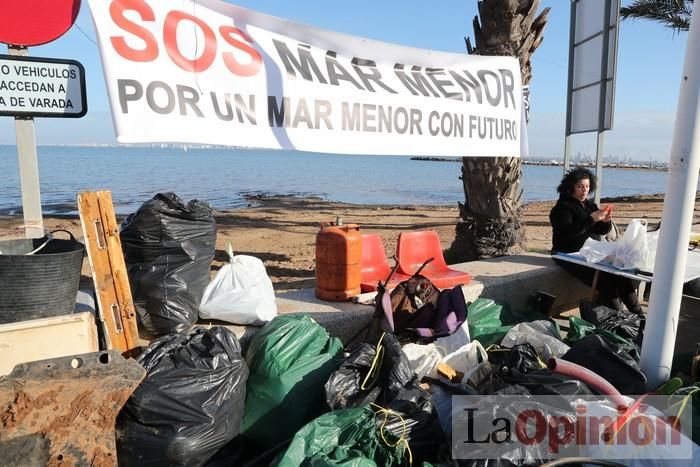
[{"xmin": 88, "ymin": 0, "xmax": 522, "ymax": 157}]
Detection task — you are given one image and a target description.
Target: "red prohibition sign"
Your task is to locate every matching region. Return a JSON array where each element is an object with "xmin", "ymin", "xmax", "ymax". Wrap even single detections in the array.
[{"xmin": 0, "ymin": 0, "xmax": 81, "ymax": 46}]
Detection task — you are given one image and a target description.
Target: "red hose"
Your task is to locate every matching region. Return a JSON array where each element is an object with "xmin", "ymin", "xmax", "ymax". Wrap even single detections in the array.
[{"xmin": 547, "ymin": 357, "xmax": 629, "ymax": 410}]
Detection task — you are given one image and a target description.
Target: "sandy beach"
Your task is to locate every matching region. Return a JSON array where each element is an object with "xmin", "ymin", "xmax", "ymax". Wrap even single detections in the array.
[{"xmin": 0, "ymin": 192, "xmax": 698, "ymax": 291}]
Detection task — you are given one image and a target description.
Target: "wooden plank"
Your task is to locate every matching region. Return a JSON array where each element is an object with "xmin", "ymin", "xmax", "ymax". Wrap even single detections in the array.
[
  {"xmin": 0, "ymin": 312, "xmax": 98, "ymax": 375},
  {"xmin": 78, "ymin": 191, "xmax": 140, "ymax": 354}
]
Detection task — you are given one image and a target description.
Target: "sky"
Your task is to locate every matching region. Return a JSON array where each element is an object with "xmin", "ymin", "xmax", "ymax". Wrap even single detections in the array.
[{"xmin": 0, "ymin": 0, "xmax": 690, "ymax": 161}]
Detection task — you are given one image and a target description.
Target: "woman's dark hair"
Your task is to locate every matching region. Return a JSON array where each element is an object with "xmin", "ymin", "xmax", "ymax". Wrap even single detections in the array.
[{"xmin": 557, "ymin": 167, "xmax": 596, "ymax": 196}]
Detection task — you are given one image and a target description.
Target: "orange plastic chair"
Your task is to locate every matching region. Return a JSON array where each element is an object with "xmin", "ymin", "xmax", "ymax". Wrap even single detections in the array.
[
  {"xmin": 396, "ymin": 230, "xmax": 471, "ymax": 289},
  {"xmin": 360, "ymin": 234, "xmax": 410, "ymax": 292}
]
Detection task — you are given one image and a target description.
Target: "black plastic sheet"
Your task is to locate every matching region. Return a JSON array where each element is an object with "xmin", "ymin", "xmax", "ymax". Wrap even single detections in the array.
[
  {"xmin": 121, "ymin": 192, "xmax": 216, "ymax": 336},
  {"xmin": 116, "ymin": 327, "xmax": 248, "ymax": 467},
  {"xmin": 561, "ymin": 334, "xmax": 647, "ymax": 395},
  {"xmin": 478, "ymin": 344, "xmax": 593, "ymax": 397},
  {"xmin": 378, "ymin": 384, "xmax": 442, "ymax": 464},
  {"xmin": 580, "ymin": 302, "xmax": 644, "ymax": 345}
]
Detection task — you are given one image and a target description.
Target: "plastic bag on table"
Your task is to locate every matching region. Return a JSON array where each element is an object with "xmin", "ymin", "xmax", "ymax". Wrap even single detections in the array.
[
  {"xmin": 500, "ymin": 320, "xmax": 570, "ymax": 359},
  {"xmin": 646, "ymin": 228, "xmax": 660, "ymax": 270},
  {"xmin": 120, "ymin": 192, "xmax": 216, "ymax": 336},
  {"xmin": 578, "ymin": 236, "xmax": 618, "ymax": 263},
  {"xmin": 199, "ymin": 243, "xmax": 277, "ymax": 325},
  {"xmin": 242, "ymin": 315, "xmax": 343, "ymax": 448},
  {"xmin": 613, "ymin": 218, "xmax": 652, "ymax": 270},
  {"xmin": 116, "ymin": 327, "xmax": 248, "ymax": 467}
]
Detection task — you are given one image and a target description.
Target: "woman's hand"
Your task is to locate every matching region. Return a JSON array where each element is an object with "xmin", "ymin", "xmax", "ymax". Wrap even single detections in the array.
[{"xmin": 591, "ymin": 209, "xmax": 612, "ymax": 223}]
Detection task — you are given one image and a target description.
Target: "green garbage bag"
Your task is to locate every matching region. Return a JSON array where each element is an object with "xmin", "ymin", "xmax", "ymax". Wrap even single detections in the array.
[
  {"xmin": 467, "ymin": 298, "xmax": 550, "ymax": 347},
  {"xmin": 274, "ymin": 407, "xmax": 406, "ymax": 466},
  {"xmin": 565, "ymin": 316, "xmax": 597, "ymax": 343},
  {"xmin": 242, "ymin": 315, "xmax": 343, "ymax": 447}
]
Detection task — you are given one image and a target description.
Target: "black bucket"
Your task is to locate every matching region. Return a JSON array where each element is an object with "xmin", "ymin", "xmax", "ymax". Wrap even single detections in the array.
[{"xmin": 0, "ymin": 230, "xmax": 85, "ymax": 324}]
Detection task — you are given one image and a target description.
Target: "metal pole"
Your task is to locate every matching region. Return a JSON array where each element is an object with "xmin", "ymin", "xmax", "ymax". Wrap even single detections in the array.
[
  {"xmin": 593, "ymin": 0, "xmax": 613, "ymax": 206},
  {"xmin": 563, "ymin": 0, "xmax": 577, "ymax": 171},
  {"xmin": 641, "ymin": 7, "xmax": 700, "ymax": 389},
  {"xmin": 594, "ymin": 131, "xmax": 604, "ymax": 206},
  {"xmin": 9, "ymin": 46, "xmax": 44, "ymax": 238}
]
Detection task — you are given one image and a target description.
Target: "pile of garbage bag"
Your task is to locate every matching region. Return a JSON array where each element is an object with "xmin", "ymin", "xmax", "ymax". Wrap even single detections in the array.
[{"xmin": 112, "ymin": 278, "xmax": 700, "ymax": 466}]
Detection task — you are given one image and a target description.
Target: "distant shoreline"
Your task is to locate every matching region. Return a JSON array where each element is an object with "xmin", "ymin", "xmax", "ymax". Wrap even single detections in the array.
[
  {"xmin": 2, "ymin": 192, "xmax": 692, "ymax": 221},
  {"xmin": 410, "ymin": 156, "xmax": 668, "ymax": 171}
]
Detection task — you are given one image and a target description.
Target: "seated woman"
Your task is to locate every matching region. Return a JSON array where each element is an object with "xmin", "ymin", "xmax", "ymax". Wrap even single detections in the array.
[{"xmin": 550, "ymin": 167, "xmax": 643, "ymax": 314}]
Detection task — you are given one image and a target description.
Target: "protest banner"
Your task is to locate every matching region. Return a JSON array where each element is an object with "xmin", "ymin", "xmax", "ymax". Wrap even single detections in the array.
[{"xmin": 88, "ymin": 0, "xmax": 523, "ymax": 157}]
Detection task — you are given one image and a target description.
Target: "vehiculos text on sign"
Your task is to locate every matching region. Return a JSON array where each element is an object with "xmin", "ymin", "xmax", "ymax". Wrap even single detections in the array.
[
  {"xmin": 88, "ymin": 0, "xmax": 523, "ymax": 157},
  {"xmin": 0, "ymin": 55, "xmax": 87, "ymax": 118}
]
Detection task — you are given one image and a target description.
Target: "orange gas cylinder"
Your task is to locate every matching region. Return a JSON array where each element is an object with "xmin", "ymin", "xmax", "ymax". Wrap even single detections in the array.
[{"xmin": 315, "ymin": 219, "xmax": 362, "ymax": 301}]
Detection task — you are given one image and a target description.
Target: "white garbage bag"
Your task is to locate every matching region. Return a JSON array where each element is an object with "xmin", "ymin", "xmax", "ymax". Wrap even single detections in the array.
[
  {"xmin": 440, "ymin": 341, "xmax": 488, "ymax": 384},
  {"xmin": 614, "ymin": 219, "xmax": 653, "ymax": 270},
  {"xmin": 579, "ymin": 237, "xmax": 618, "ymax": 263},
  {"xmin": 434, "ymin": 319, "xmax": 471, "ymax": 355},
  {"xmin": 577, "ymin": 219, "xmax": 660, "ymax": 271},
  {"xmin": 199, "ymin": 244, "xmax": 277, "ymax": 325},
  {"xmin": 500, "ymin": 320, "xmax": 570, "ymax": 360},
  {"xmin": 402, "ymin": 343, "xmax": 445, "ymax": 381}
]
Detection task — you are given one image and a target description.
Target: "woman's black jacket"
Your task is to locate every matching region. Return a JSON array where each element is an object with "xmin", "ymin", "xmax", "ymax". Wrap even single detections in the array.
[{"xmin": 549, "ymin": 195, "xmax": 611, "ymax": 253}]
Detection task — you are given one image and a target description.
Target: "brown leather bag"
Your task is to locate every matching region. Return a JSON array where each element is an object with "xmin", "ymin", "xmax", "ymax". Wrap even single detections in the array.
[{"xmin": 389, "ymin": 259, "xmax": 440, "ymax": 331}]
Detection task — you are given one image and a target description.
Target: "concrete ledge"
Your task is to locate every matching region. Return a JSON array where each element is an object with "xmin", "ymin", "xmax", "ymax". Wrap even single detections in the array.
[
  {"xmin": 451, "ymin": 253, "xmax": 592, "ymax": 314},
  {"xmin": 207, "ymin": 252, "xmax": 592, "ymax": 346}
]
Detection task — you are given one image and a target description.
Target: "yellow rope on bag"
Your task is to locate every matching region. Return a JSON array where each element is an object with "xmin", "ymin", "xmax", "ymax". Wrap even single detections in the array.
[
  {"xmin": 485, "ymin": 343, "xmax": 546, "ymax": 368},
  {"xmin": 370, "ymin": 402, "xmax": 413, "ymax": 466},
  {"xmin": 667, "ymin": 387, "xmax": 700, "ymax": 430},
  {"xmin": 361, "ymin": 332, "xmax": 386, "ymax": 391}
]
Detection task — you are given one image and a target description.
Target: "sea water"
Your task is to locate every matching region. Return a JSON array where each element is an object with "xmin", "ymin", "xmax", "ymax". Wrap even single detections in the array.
[{"xmin": 0, "ymin": 145, "xmax": 690, "ymax": 215}]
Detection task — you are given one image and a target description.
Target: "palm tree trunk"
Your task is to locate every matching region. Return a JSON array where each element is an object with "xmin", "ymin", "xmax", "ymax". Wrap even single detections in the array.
[{"xmin": 447, "ymin": 0, "xmax": 549, "ymax": 262}]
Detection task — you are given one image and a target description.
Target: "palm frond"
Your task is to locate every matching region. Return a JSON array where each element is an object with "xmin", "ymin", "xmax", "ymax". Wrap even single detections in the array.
[{"xmin": 620, "ymin": 0, "xmax": 693, "ymax": 32}]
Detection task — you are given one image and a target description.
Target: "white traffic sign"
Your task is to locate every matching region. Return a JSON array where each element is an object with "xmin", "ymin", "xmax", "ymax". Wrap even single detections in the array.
[{"xmin": 0, "ymin": 54, "xmax": 86, "ymax": 118}]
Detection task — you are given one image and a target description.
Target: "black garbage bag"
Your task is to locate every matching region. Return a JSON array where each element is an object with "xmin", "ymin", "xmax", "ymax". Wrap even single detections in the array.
[
  {"xmin": 377, "ymin": 383, "xmax": 443, "ymax": 464},
  {"xmin": 562, "ymin": 334, "xmax": 646, "ymax": 395},
  {"xmin": 478, "ymin": 344, "xmax": 593, "ymax": 397},
  {"xmin": 325, "ymin": 332, "xmax": 415, "ymax": 410},
  {"xmin": 116, "ymin": 327, "xmax": 248, "ymax": 467},
  {"xmin": 121, "ymin": 192, "xmax": 216, "ymax": 336},
  {"xmin": 580, "ymin": 301, "xmax": 644, "ymax": 344},
  {"xmin": 488, "ymin": 344, "xmax": 544, "ymax": 375},
  {"xmin": 480, "ymin": 367, "xmax": 593, "ymax": 397}
]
